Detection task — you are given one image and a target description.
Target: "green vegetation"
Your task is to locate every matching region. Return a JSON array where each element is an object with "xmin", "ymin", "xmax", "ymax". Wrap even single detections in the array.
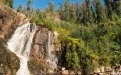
[
  {"xmin": 0, "ymin": 0, "xmax": 121, "ymax": 74},
  {"xmin": 0, "ymin": 0, "xmax": 13, "ymax": 8}
]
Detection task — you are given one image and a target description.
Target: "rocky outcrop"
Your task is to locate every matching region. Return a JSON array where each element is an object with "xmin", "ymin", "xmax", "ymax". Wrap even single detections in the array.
[
  {"xmin": 0, "ymin": 2, "xmax": 60, "ymax": 75},
  {"xmin": 29, "ymin": 27, "xmax": 59, "ymax": 74},
  {"xmin": 0, "ymin": 2, "xmax": 27, "ymax": 39},
  {"xmin": 0, "ymin": 2, "xmax": 27, "ymax": 75}
]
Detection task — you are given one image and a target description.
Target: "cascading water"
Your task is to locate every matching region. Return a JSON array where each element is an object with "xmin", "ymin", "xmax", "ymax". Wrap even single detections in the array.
[
  {"xmin": 7, "ymin": 22, "xmax": 38, "ymax": 75},
  {"xmin": 46, "ymin": 31, "xmax": 57, "ymax": 72}
]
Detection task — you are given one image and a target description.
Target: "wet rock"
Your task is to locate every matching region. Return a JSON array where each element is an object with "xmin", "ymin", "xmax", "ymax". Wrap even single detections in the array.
[
  {"xmin": 35, "ymin": 28, "xmax": 48, "ymax": 44},
  {"xmin": 29, "ymin": 28, "xmax": 59, "ymax": 74}
]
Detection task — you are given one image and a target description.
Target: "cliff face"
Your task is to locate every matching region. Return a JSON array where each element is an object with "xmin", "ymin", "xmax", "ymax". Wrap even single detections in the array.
[
  {"xmin": 0, "ymin": 2, "xmax": 27, "ymax": 39},
  {"xmin": 0, "ymin": 2, "xmax": 60, "ymax": 75},
  {"xmin": 29, "ymin": 27, "xmax": 59, "ymax": 74},
  {"xmin": 0, "ymin": 2, "xmax": 27, "ymax": 75}
]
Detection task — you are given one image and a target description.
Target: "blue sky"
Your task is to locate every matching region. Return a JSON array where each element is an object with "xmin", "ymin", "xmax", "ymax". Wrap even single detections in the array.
[{"xmin": 13, "ymin": 0, "xmax": 84, "ymax": 10}]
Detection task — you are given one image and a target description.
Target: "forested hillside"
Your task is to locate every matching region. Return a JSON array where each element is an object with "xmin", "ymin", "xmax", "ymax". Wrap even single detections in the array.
[{"xmin": 1, "ymin": 0, "xmax": 121, "ymax": 74}]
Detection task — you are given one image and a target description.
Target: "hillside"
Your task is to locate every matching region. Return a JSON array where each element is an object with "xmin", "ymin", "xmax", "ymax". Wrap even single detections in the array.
[{"xmin": 0, "ymin": 0, "xmax": 121, "ymax": 75}]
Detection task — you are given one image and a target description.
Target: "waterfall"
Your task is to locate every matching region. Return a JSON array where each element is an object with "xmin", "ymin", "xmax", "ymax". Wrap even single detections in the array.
[
  {"xmin": 46, "ymin": 31, "xmax": 57, "ymax": 72},
  {"xmin": 7, "ymin": 22, "xmax": 38, "ymax": 75}
]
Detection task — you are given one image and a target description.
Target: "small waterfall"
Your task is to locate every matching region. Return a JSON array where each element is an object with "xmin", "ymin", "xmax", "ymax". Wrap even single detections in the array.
[
  {"xmin": 7, "ymin": 22, "xmax": 38, "ymax": 75},
  {"xmin": 46, "ymin": 31, "xmax": 57, "ymax": 72}
]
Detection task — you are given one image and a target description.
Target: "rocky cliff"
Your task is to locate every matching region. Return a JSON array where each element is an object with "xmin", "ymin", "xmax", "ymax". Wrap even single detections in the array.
[
  {"xmin": 0, "ymin": 2, "xmax": 27, "ymax": 75},
  {"xmin": 0, "ymin": 2, "xmax": 60, "ymax": 75},
  {"xmin": 29, "ymin": 28, "xmax": 59, "ymax": 74}
]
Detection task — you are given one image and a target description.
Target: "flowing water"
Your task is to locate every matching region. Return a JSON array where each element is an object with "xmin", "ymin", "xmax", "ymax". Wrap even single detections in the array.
[
  {"xmin": 7, "ymin": 22, "xmax": 38, "ymax": 75},
  {"xmin": 46, "ymin": 31, "xmax": 57, "ymax": 71}
]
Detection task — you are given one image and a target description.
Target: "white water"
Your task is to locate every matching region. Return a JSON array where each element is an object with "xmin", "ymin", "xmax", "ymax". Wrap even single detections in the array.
[
  {"xmin": 7, "ymin": 22, "xmax": 37, "ymax": 75},
  {"xmin": 46, "ymin": 31, "xmax": 57, "ymax": 71}
]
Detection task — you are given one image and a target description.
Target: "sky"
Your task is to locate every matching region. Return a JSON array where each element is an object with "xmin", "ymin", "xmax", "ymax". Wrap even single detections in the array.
[{"xmin": 13, "ymin": 0, "xmax": 85, "ymax": 10}]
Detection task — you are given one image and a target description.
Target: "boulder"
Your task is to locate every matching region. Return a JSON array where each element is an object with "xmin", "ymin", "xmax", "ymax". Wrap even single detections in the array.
[
  {"xmin": 77, "ymin": 71, "xmax": 82, "ymax": 75},
  {"xmin": 62, "ymin": 67, "xmax": 65, "ymax": 71},
  {"xmin": 62, "ymin": 70, "xmax": 69, "ymax": 75},
  {"xmin": 70, "ymin": 71, "xmax": 75, "ymax": 74}
]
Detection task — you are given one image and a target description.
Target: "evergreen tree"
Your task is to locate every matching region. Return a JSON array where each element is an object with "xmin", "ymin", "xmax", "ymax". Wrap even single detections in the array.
[
  {"xmin": 17, "ymin": 4, "xmax": 23, "ymax": 13},
  {"xmin": 104, "ymin": 0, "xmax": 114, "ymax": 20},
  {"xmin": 27, "ymin": 0, "xmax": 31, "ymax": 18},
  {"xmin": 81, "ymin": 0, "xmax": 94, "ymax": 25},
  {"xmin": 93, "ymin": 0, "xmax": 107, "ymax": 23},
  {"xmin": 22, "ymin": 6, "xmax": 27, "ymax": 15},
  {"xmin": 48, "ymin": 2, "xmax": 54, "ymax": 13},
  {"xmin": 113, "ymin": 0, "xmax": 121, "ymax": 17},
  {"xmin": 70, "ymin": 3, "xmax": 76, "ymax": 23},
  {"xmin": 45, "ymin": 7, "xmax": 49, "ymax": 13},
  {"xmin": 75, "ymin": 2, "xmax": 80, "ymax": 17},
  {"xmin": 58, "ymin": 3, "xmax": 64, "ymax": 20},
  {"xmin": 7, "ymin": 0, "xmax": 13, "ymax": 8},
  {"xmin": 30, "ymin": 8, "xmax": 35, "ymax": 18},
  {"xmin": 36, "ymin": 9, "xmax": 41, "ymax": 15},
  {"xmin": 64, "ymin": 0, "xmax": 70, "ymax": 21}
]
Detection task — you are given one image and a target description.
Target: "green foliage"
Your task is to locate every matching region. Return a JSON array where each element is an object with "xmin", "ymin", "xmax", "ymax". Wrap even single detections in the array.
[
  {"xmin": 17, "ymin": 4, "xmax": 22, "ymax": 13},
  {"xmin": 93, "ymin": 0, "xmax": 107, "ymax": 23},
  {"xmin": 48, "ymin": 2, "xmax": 54, "ymax": 13},
  {"xmin": 0, "ymin": 0, "xmax": 13, "ymax": 8},
  {"xmin": 6, "ymin": 0, "xmax": 121, "ymax": 74},
  {"xmin": 113, "ymin": 0, "xmax": 121, "ymax": 17},
  {"xmin": 66, "ymin": 50, "xmax": 80, "ymax": 70}
]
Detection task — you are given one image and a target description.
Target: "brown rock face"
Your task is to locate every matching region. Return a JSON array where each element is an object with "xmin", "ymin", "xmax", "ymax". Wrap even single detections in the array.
[
  {"xmin": 29, "ymin": 27, "xmax": 59, "ymax": 74},
  {"xmin": 0, "ymin": 2, "xmax": 60, "ymax": 75},
  {"xmin": 0, "ymin": 2, "xmax": 27, "ymax": 39},
  {"xmin": 0, "ymin": 2, "xmax": 27, "ymax": 75}
]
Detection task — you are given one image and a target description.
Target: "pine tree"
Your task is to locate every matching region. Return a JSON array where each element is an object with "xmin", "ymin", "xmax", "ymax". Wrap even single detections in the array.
[
  {"xmin": 7, "ymin": 0, "xmax": 13, "ymax": 8},
  {"xmin": 48, "ymin": 2, "xmax": 54, "ymax": 13},
  {"xmin": 113, "ymin": 0, "xmax": 121, "ymax": 17},
  {"xmin": 81, "ymin": 0, "xmax": 94, "ymax": 25},
  {"xmin": 22, "ymin": 6, "xmax": 27, "ymax": 15},
  {"xmin": 17, "ymin": 4, "xmax": 23, "ymax": 13},
  {"xmin": 104, "ymin": 0, "xmax": 114, "ymax": 20},
  {"xmin": 27, "ymin": 0, "xmax": 31, "ymax": 18},
  {"xmin": 93, "ymin": 0, "xmax": 107, "ymax": 23},
  {"xmin": 64, "ymin": 0, "xmax": 70, "ymax": 21},
  {"xmin": 45, "ymin": 7, "xmax": 49, "ymax": 13},
  {"xmin": 58, "ymin": 3, "xmax": 64, "ymax": 19},
  {"xmin": 70, "ymin": 3, "xmax": 76, "ymax": 23}
]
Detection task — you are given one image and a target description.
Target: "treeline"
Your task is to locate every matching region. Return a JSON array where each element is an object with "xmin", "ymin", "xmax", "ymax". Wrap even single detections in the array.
[
  {"xmin": 5, "ymin": 0, "xmax": 121, "ymax": 74},
  {"xmin": 58, "ymin": 0, "xmax": 121, "ymax": 25}
]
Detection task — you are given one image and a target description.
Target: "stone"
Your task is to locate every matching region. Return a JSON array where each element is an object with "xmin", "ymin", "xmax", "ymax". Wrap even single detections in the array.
[
  {"xmin": 62, "ymin": 70, "xmax": 69, "ymax": 75},
  {"xmin": 105, "ymin": 66, "xmax": 112, "ymax": 72},
  {"xmin": 70, "ymin": 71, "xmax": 75, "ymax": 74},
  {"xmin": 62, "ymin": 67, "xmax": 65, "ymax": 71},
  {"xmin": 77, "ymin": 71, "xmax": 82, "ymax": 75},
  {"xmin": 34, "ymin": 45, "xmax": 40, "ymax": 55},
  {"xmin": 99, "ymin": 73, "xmax": 105, "ymax": 75},
  {"xmin": 100, "ymin": 66, "xmax": 104, "ymax": 72},
  {"xmin": 35, "ymin": 30, "xmax": 48, "ymax": 44},
  {"xmin": 94, "ymin": 68, "xmax": 100, "ymax": 73},
  {"xmin": 47, "ymin": 68, "xmax": 54, "ymax": 74}
]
